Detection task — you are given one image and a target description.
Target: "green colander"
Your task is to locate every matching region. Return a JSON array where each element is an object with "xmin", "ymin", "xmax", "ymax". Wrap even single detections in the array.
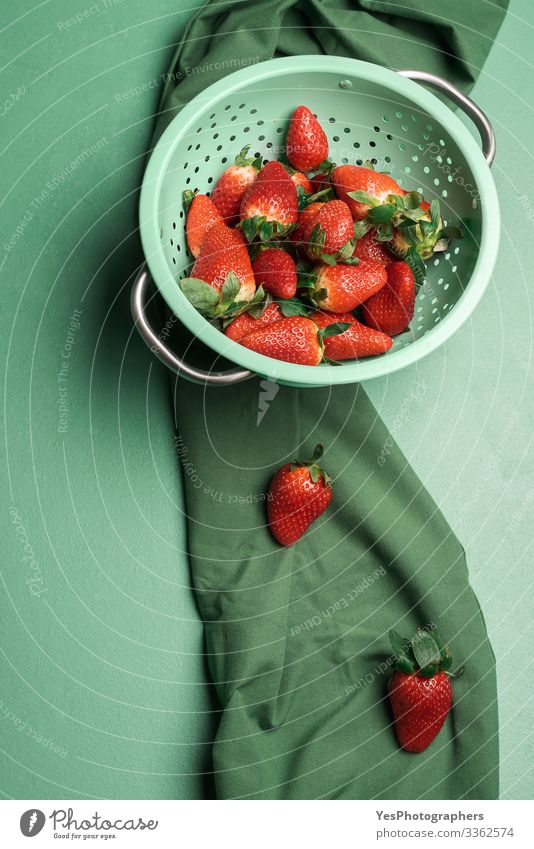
[{"xmin": 133, "ymin": 56, "xmax": 499, "ymax": 387}]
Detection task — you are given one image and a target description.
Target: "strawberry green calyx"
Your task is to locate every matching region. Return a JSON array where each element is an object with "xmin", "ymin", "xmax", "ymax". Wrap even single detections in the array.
[
  {"xmin": 294, "ymin": 267, "xmax": 322, "ymax": 305},
  {"xmin": 182, "ymin": 189, "xmax": 196, "ymax": 214},
  {"xmin": 390, "ymin": 198, "xmax": 442, "ymax": 261},
  {"xmin": 388, "ymin": 627, "xmax": 458, "ymax": 678},
  {"xmin": 353, "ymin": 220, "xmax": 372, "ymax": 240},
  {"xmin": 290, "ymin": 443, "xmax": 333, "ymax": 485},
  {"xmin": 275, "ymin": 297, "xmax": 311, "ymax": 318},
  {"xmin": 234, "ymin": 145, "xmax": 263, "ymax": 171},
  {"xmin": 354, "ymin": 191, "xmax": 462, "ymax": 263},
  {"xmin": 403, "ymin": 247, "xmax": 427, "ymax": 288},
  {"xmin": 392, "ymin": 195, "xmax": 462, "ymax": 262},
  {"xmin": 316, "ymin": 321, "xmax": 351, "ymax": 349},
  {"xmin": 313, "ymin": 159, "xmax": 337, "ymax": 178},
  {"xmin": 282, "ymin": 165, "xmax": 333, "ymax": 209},
  {"xmin": 239, "ymin": 215, "xmax": 296, "ymax": 243},
  {"xmin": 305, "ymin": 223, "xmax": 355, "ymax": 264},
  {"xmin": 180, "ymin": 271, "xmax": 265, "ymax": 320},
  {"xmin": 296, "ymin": 184, "xmax": 334, "ymax": 210}
]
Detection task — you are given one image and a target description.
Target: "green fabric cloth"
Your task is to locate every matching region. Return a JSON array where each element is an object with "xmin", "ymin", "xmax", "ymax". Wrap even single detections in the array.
[
  {"xmin": 154, "ymin": 0, "xmax": 508, "ymax": 799},
  {"xmin": 156, "ymin": 0, "xmax": 509, "ymax": 139}
]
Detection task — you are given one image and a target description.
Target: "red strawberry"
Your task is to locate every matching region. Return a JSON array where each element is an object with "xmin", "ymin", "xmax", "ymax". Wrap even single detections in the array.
[
  {"xmin": 286, "ymin": 106, "xmax": 328, "ymax": 172},
  {"xmin": 184, "ymin": 192, "xmax": 222, "ymax": 258},
  {"xmin": 252, "ymin": 248, "xmax": 297, "ymax": 299},
  {"xmin": 190, "ymin": 222, "xmax": 256, "ymax": 301},
  {"xmin": 388, "ymin": 628, "xmax": 455, "ymax": 753},
  {"xmin": 224, "ymin": 303, "xmax": 282, "ymax": 342},
  {"xmin": 353, "ymin": 229, "xmax": 394, "ymax": 266},
  {"xmin": 332, "ymin": 165, "xmax": 403, "ymax": 221},
  {"xmin": 290, "ymin": 171, "xmax": 312, "ymax": 194},
  {"xmin": 291, "ymin": 202, "xmax": 325, "ymax": 243},
  {"xmin": 267, "ymin": 444, "xmax": 332, "ymax": 546},
  {"xmin": 211, "ymin": 146, "xmax": 261, "ymax": 225},
  {"xmin": 297, "ymin": 199, "xmax": 354, "ymax": 261},
  {"xmin": 361, "ymin": 261, "xmax": 415, "ymax": 336},
  {"xmin": 239, "ymin": 160, "xmax": 298, "ymax": 241},
  {"xmin": 240, "ymin": 316, "xmax": 324, "ymax": 366},
  {"xmin": 390, "ymin": 672, "xmax": 452, "ymax": 753},
  {"xmin": 311, "ymin": 259, "xmax": 387, "ymax": 313},
  {"xmin": 312, "ymin": 311, "xmax": 392, "ymax": 360}
]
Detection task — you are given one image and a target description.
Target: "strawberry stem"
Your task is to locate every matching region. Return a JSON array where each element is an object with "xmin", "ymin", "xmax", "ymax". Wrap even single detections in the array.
[{"xmin": 291, "ymin": 444, "xmax": 332, "ymax": 486}]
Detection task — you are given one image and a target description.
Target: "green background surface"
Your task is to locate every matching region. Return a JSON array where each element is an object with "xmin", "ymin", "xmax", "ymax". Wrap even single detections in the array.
[{"xmin": 0, "ymin": 0, "xmax": 532, "ymax": 800}]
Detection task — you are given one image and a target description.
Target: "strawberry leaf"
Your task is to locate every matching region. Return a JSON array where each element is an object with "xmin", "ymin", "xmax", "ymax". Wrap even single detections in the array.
[
  {"xmin": 296, "ymin": 184, "xmax": 309, "ymax": 210},
  {"xmin": 336, "ymin": 239, "xmax": 356, "ymax": 262},
  {"xmin": 259, "ymin": 219, "xmax": 274, "ymax": 242},
  {"xmin": 389, "ymin": 630, "xmax": 415, "ymax": 673},
  {"xmin": 367, "ymin": 203, "xmax": 396, "ymax": 225},
  {"xmin": 180, "ymin": 278, "xmax": 220, "ymax": 314},
  {"xmin": 241, "ymin": 217, "xmax": 257, "ymax": 243},
  {"xmin": 234, "ymin": 145, "xmax": 263, "ymax": 170},
  {"xmin": 400, "ymin": 206, "xmax": 428, "ymax": 222},
  {"xmin": 389, "ymin": 630, "xmax": 408, "ymax": 655},
  {"xmin": 314, "ymin": 159, "xmax": 336, "ymax": 174},
  {"xmin": 320, "ymin": 253, "xmax": 336, "ymax": 266},
  {"xmin": 405, "ymin": 247, "xmax": 426, "ymax": 287},
  {"xmin": 309, "ymin": 186, "xmax": 335, "ymax": 203},
  {"xmin": 430, "ymin": 199, "xmax": 441, "ymax": 231},
  {"xmin": 309, "ymin": 223, "xmax": 327, "ymax": 255},
  {"xmin": 353, "ymin": 220, "xmax": 371, "ymax": 240},
  {"xmin": 296, "ymin": 264, "xmax": 316, "ymax": 290},
  {"xmin": 234, "ymin": 145, "xmax": 251, "ymax": 166},
  {"xmin": 182, "ymin": 189, "xmax": 196, "ymax": 214},
  {"xmin": 317, "ymin": 322, "xmax": 351, "ymax": 343},
  {"xmin": 412, "ymin": 629, "xmax": 441, "ymax": 672},
  {"xmin": 223, "ymin": 285, "xmax": 267, "ymax": 319},
  {"xmin": 397, "ymin": 220, "xmax": 418, "ymax": 246},
  {"xmin": 297, "ymin": 275, "xmax": 316, "ymax": 290},
  {"xmin": 389, "ymin": 193, "xmax": 406, "ymax": 209},
  {"xmin": 277, "ymin": 298, "xmax": 310, "ymax": 317},
  {"xmin": 431, "ymin": 630, "xmax": 453, "ymax": 671},
  {"xmin": 221, "ymin": 288, "xmax": 268, "ymax": 327},
  {"xmin": 403, "ymin": 190, "xmax": 424, "ymax": 210},
  {"xmin": 312, "ymin": 287, "xmax": 328, "ymax": 302},
  {"xmin": 221, "ymin": 271, "xmax": 241, "ymax": 304},
  {"xmin": 375, "ymin": 222, "xmax": 394, "ymax": 242},
  {"xmin": 347, "ymin": 189, "xmax": 377, "ymax": 205},
  {"xmin": 417, "ymin": 662, "xmax": 439, "ymax": 678}
]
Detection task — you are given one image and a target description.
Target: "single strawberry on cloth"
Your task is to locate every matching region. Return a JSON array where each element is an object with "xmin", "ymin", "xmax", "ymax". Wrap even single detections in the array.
[{"xmin": 152, "ymin": 0, "xmax": 509, "ymax": 799}]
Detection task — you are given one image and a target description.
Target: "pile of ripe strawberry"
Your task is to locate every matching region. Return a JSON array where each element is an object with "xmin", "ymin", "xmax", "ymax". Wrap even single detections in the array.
[{"xmin": 181, "ymin": 105, "xmax": 452, "ymax": 366}]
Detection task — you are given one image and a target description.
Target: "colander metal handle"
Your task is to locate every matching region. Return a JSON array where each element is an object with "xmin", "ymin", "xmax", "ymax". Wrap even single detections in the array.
[
  {"xmin": 131, "ymin": 265, "xmax": 254, "ymax": 385},
  {"xmin": 397, "ymin": 70, "xmax": 496, "ymax": 166}
]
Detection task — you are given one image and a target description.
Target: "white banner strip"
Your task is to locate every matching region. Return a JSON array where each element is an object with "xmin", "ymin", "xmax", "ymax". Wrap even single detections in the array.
[{"xmin": 1, "ymin": 799, "xmax": 532, "ymax": 847}]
